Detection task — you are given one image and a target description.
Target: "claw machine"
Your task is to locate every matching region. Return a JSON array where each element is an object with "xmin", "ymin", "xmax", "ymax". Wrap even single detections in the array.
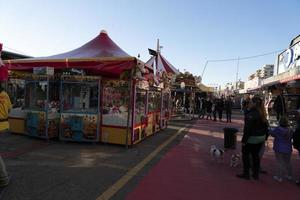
[
  {"xmin": 24, "ymin": 73, "xmax": 60, "ymax": 139},
  {"xmin": 133, "ymin": 80, "xmax": 149, "ymax": 142},
  {"xmin": 161, "ymin": 90, "xmax": 171, "ymax": 129},
  {"xmin": 101, "ymin": 80, "xmax": 133, "ymax": 145},
  {"xmin": 7, "ymin": 77, "xmax": 26, "ymax": 135},
  {"xmin": 147, "ymin": 88, "xmax": 162, "ymax": 135},
  {"xmin": 59, "ymin": 75, "xmax": 100, "ymax": 142}
]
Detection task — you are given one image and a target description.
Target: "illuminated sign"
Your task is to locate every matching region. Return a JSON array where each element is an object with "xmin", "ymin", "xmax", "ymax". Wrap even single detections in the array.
[{"xmin": 278, "ymin": 42, "xmax": 300, "ymax": 74}]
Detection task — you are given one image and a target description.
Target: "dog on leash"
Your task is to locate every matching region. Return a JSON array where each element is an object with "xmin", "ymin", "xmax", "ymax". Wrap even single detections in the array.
[
  {"xmin": 230, "ymin": 154, "xmax": 240, "ymax": 167},
  {"xmin": 210, "ymin": 145, "xmax": 224, "ymax": 162}
]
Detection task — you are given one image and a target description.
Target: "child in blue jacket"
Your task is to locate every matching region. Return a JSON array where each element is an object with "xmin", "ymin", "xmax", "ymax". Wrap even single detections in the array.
[{"xmin": 270, "ymin": 116, "xmax": 293, "ymax": 182}]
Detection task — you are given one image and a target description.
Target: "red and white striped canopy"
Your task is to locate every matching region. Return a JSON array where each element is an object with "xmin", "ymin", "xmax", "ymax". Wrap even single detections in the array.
[{"xmin": 146, "ymin": 53, "xmax": 179, "ymax": 75}]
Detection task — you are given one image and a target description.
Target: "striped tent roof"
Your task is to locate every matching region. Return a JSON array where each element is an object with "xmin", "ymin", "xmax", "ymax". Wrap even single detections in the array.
[{"xmin": 146, "ymin": 53, "xmax": 179, "ymax": 75}]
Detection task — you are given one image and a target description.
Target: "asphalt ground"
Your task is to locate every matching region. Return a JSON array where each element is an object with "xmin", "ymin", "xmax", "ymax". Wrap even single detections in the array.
[{"xmin": 0, "ymin": 121, "xmax": 191, "ymax": 200}]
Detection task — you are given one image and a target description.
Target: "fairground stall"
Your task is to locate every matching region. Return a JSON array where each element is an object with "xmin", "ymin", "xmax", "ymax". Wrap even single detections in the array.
[
  {"xmin": 171, "ymin": 72, "xmax": 202, "ymax": 120},
  {"xmin": 5, "ymin": 30, "xmax": 155, "ymax": 145},
  {"xmin": 261, "ymin": 34, "xmax": 300, "ymax": 128},
  {"xmin": 1, "ymin": 45, "xmax": 30, "ymax": 135},
  {"xmin": 8, "ymin": 69, "xmax": 60, "ymax": 139},
  {"xmin": 146, "ymin": 49, "xmax": 178, "ymax": 132},
  {"xmin": 60, "ymin": 75, "xmax": 100, "ymax": 142}
]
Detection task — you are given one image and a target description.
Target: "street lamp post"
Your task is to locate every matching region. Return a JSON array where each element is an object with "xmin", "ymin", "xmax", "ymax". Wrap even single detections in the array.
[{"xmin": 180, "ymin": 82, "xmax": 186, "ymax": 114}]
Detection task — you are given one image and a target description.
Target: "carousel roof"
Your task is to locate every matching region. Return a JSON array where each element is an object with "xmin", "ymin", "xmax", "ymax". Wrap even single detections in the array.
[
  {"xmin": 5, "ymin": 30, "xmax": 142, "ymax": 77},
  {"xmin": 146, "ymin": 52, "xmax": 179, "ymax": 75}
]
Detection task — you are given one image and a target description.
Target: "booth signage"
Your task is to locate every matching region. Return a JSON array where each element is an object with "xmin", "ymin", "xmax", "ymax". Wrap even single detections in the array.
[
  {"xmin": 33, "ymin": 67, "xmax": 54, "ymax": 75},
  {"xmin": 277, "ymin": 42, "xmax": 300, "ymax": 74}
]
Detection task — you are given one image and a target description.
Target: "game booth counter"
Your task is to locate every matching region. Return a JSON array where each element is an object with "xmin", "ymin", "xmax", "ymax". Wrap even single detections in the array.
[{"xmin": 4, "ymin": 30, "xmax": 161, "ymax": 145}]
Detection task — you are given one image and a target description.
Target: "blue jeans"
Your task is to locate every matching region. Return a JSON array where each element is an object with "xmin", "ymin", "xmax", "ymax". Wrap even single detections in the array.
[{"xmin": 275, "ymin": 152, "xmax": 293, "ymax": 178}]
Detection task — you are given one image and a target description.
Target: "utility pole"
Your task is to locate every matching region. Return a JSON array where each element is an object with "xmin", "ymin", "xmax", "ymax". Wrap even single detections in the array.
[{"xmin": 235, "ymin": 57, "xmax": 240, "ymax": 90}]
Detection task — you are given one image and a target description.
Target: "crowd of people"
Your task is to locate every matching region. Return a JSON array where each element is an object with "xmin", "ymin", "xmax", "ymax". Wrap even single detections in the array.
[
  {"xmin": 198, "ymin": 96, "xmax": 233, "ymax": 123},
  {"xmin": 237, "ymin": 95, "xmax": 300, "ymax": 187}
]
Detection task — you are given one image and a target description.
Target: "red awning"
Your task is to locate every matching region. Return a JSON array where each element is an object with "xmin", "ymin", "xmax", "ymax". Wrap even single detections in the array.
[{"xmin": 4, "ymin": 30, "xmax": 140, "ymax": 77}]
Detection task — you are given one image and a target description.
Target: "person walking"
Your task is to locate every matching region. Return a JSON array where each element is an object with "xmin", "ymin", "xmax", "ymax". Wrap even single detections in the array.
[
  {"xmin": 216, "ymin": 98, "xmax": 224, "ymax": 121},
  {"xmin": 198, "ymin": 98, "xmax": 206, "ymax": 119},
  {"xmin": 224, "ymin": 96, "xmax": 233, "ymax": 123},
  {"xmin": 237, "ymin": 96, "xmax": 268, "ymax": 180},
  {"xmin": 212, "ymin": 99, "xmax": 217, "ymax": 121},
  {"xmin": 242, "ymin": 96, "xmax": 250, "ymax": 116},
  {"xmin": 270, "ymin": 116, "xmax": 293, "ymax": 182},
  {"xmin": 206, "ymin": 99, "xmax": 213, "ymax": 120},
  {"xmin": 273, "ymin": 92, "xmax": 286, "ymax": 121},
  {"xmin": 0, "ymin": 84, "xmax": 12, "ymax": 188}
]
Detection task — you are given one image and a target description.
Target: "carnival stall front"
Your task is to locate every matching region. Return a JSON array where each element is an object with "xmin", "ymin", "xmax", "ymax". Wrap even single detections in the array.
[
  {"xmin": 171, "ymin": 72, "xmax": 201, "ymax": 120},
  {"xmin": 134, "ymin": 81, "xmax": 149, "ymax": 140},
  {"xmin": 60, "ymin": 75, "xmax": 100, "ymax": 142},
  {"xmin": 7, "ymin": 74, "xmax": 26, "ymax": 135},
  {"xmin": 261, "ymin": 34, "xmax": 300, "ymax": 127},
  {"xmin": 5, "ymin": 30, "xmax": 152, "ymax": 145},
  {"xmin": 145, "ymin": 48, "xmax": 178, "ymax": 130},
  {"xmin": 101, "ymin": 79, "xmax": 132, "ymax": 144},
  {"xmin": 24, "ymin": 74, "xmax": 60, "ymax": 139},
  {"xmin": 148, "ymin": 88, "xmax": 162, "ymax": 134},
  {"xmin": 8, "ymin": 70, "xmax": 60, "ymax": 139}
]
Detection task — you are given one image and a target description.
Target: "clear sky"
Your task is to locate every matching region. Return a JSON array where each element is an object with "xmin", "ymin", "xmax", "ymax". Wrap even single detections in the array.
[{"xmin": 1, "ymin": 0, "xmax": 300, "ymax": 85}]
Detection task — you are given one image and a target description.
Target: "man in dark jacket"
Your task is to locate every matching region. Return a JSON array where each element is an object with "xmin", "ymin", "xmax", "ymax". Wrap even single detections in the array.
[
  {"xmin": 206, "ymin": 99, "xmax": 213, "ymax": 120},
  {"xmin": 216, "ymin": 98, "xmax": 224, "ymax": 121},
  {"xmin": 224, "ymin": 96, "xmax": 233, "ymax": 123},
  {"xmin": 273, "ymin": 93, "xmax": 286, "ymax": 121}
]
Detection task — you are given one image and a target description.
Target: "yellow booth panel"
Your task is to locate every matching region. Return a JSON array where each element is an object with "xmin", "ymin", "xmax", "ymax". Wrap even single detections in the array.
[
  {"xmin": 133, "ymin": 126, "xmax": 145, "ymax": 144},
  {"xmin": 8, "ymin": 118, "xmax": 25, "ymax": 134},
  {"xmin": 101, "ymin": 127, "xmax": 131, "ymax": 145}
]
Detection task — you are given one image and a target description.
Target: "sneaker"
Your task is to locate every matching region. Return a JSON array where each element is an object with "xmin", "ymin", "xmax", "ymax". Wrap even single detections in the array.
[
  {"xmin": 285, "ymin": 175, "xmax": 293, "ymax": 181},
  {"xmin": 0, "ymin": 175, "xmax": 10, "ymax": 187},
  {"xmin": 273, "ymin": 176, "xmax": 283, "ymax": 183},
  {"xmin": 259, "ymin": 169, "xmax": 267, "ymax": 174},
  {"xmin": 237, "ymin": 174, "xmax": 250, "ymax": 180}
]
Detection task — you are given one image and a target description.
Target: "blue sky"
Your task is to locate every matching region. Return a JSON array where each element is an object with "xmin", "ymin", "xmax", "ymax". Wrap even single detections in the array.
[{"xmin": 1, "ymin": 0, "xmax": 300, "ymax": 85}]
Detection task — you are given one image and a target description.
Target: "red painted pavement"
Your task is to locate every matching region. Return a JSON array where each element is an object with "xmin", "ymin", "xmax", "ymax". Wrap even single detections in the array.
[{"xmin": 127, "ymin": 117, "xmax": 300, "ymax": 200}]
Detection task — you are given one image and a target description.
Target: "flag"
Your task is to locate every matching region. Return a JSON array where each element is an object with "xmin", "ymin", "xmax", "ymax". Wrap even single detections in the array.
[{"xmin": 148, "ymin": 48, "xmax": 157, "ymax": 56}]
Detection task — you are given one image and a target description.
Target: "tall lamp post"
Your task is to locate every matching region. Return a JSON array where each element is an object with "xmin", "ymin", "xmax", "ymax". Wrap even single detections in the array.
[{"xmin": 180, "ymin": 81, "xmax": 186, "ymax": 114}]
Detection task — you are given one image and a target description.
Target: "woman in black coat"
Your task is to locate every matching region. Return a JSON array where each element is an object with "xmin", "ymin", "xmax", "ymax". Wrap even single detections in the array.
[{"xmin": 237, "ymin": 96, "xmax": 268, "ymax": 180}]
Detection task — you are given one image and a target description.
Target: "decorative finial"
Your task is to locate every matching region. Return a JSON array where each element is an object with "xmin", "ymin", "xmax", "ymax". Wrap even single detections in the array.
[{"xmin": 100, "ymin": 30, "xmax": 108, "ymax": 34}]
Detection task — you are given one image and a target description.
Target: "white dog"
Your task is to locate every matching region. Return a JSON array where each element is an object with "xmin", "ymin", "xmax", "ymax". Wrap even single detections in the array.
[
  {"xmin": 210, "ymin": 145, "xmax": 224, "ymax": 162},
  {"xmin": 230, "ymin": 154, "xmax": 240, "ymax": 167}
]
